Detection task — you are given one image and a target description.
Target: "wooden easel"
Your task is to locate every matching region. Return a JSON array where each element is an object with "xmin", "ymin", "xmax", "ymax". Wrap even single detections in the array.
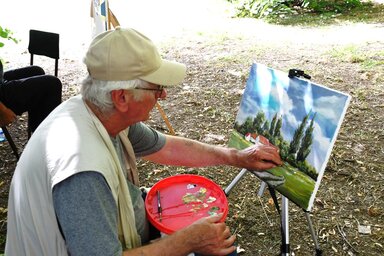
[{"xmin": 90, "ymin": 0, "xmax": 176, "ymax": 135}]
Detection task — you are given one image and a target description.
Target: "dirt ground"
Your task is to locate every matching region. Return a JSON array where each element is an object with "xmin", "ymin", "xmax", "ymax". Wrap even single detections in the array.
[{"xmin": 1, "ymin": 1, "xmax": 384, "ymax": 255}]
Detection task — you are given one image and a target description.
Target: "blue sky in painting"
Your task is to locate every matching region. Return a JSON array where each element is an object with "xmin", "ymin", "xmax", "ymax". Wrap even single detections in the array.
[{"xmin": 235, "ymin": 63, "xmax": 350, "ymax": 173}]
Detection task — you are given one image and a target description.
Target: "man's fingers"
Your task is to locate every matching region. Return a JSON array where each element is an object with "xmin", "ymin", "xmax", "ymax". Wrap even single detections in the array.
[
  {"xmin": 218, "ymin": 235, "xmax": 237, "ymax": 255},
  {"xmin": 222, "ymin": 226, "xmax": 231, "ymax": 239},
  {"xmin": 223, "ymin": 234, "xmax": 236, "ymax": 246},
  {"xmin": 259, "ymin": 146, "xmax": 283, "ymax": 165},
  {"xmin": 205, "ymin": 213, "xmax": 223, "ymax": 223}
]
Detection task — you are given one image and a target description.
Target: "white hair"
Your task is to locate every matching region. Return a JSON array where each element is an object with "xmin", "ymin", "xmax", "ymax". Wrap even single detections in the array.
[{"xmin": 81, "ymin": 75, "xmax": 148, "ymax": 114}]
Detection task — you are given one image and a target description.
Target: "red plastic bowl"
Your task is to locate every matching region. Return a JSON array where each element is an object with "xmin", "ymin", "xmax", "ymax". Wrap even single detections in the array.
[{"xmin": 145, "ymin": 174, "xmax": 228, "ymax": 234}]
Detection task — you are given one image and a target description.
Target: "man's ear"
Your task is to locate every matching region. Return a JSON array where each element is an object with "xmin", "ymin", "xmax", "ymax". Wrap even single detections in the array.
[{"xmin": 111, "ymin": 89, "xmax": 129, "ymax": 112}]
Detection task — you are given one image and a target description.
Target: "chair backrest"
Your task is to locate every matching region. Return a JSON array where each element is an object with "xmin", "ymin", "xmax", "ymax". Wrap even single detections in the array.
[{"xmin": 28, "ymin": 29, "xmax": 60, "ymax": 77}]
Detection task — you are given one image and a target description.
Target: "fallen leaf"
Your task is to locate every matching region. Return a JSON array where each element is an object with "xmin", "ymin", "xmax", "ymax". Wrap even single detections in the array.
[
  {"xmin": 368, "ymin": 206, "xmax": 381, "ymax": 217},
  {"xmin": 358, "ymin": 225, "xmax": 371, "ymax": 234},
  {"xmin": 236, "ymin": 245, "xmax": 246, "ymax": 254}
]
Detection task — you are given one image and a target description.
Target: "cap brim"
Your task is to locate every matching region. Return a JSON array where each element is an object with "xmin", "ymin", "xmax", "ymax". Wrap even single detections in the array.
[{"xmin": 139, "ymin": 60, "xmax": 186, "ymax": 86}]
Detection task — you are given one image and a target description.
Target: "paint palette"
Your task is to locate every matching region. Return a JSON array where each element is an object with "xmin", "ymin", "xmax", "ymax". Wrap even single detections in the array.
[{"xmin": 145, "ymin": 174, "xmax": 228, "ymax": 234}]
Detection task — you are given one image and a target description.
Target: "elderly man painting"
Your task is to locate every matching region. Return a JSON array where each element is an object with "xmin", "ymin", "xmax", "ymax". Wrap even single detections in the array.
[{"xmin": 5, "ymin": 27, "xmax": 282, "ymax": 256}]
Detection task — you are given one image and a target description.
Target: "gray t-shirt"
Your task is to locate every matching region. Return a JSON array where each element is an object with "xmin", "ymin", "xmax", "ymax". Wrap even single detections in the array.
[{"xmin": 52, "ymin": 122, "xmax": 165, "ymax": 255}]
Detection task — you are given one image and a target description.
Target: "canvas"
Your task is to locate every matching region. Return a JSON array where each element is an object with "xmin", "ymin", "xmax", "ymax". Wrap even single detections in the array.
[
  {"xmin": 229, "ymin": 63, "xmax": 351, "ymax": 211},
  {"xmin": 92, "ymin": 0, "xmax": 109, "ymax": 37}
]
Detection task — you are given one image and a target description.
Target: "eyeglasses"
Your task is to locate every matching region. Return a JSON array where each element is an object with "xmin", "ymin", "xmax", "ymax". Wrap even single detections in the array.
[{"xmin": 134, "ymin": 85, "xmax": 164, "ymax": 98}]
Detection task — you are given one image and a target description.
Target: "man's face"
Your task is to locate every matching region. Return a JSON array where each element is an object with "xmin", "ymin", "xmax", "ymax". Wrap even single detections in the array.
[{"xmin": 124, "ymin": 83, "xmax": 167, "ymax": 123}]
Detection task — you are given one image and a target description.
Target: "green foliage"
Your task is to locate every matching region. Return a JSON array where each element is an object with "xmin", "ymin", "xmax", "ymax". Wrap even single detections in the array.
[
  {"xmin": 0, "ymin": 26, "xmax": 18, "ymax": 48},
  {"xmin": 232, "ymin": 0, "xmax": 294, "ymax": 18},
  {"xmin": 0, "ymin": 26, "xmax": 19, "ymax": 65},
  {"xmin": 277, "ymin": 1, "xmax": 384, "ymax": 26},
  {"xmin": 302, "ymin": 0, "xmax": 362, "ymax": 13},
  {"xmin": 228, "ymin": 0, "xmax": 372, "ymax": 20}
]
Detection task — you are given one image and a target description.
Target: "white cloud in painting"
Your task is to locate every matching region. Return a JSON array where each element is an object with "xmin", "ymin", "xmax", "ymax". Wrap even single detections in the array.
[
  {"xmin": 308, "ymin": 122, "xmax": 331, "ymax": 171},
  {"xmin": 270, "ymin": 86, "xmax": 297, "ymax": 139},
  {"xmin": 315, "ymin": 95, "xmax": 345, "ymax": 123}
]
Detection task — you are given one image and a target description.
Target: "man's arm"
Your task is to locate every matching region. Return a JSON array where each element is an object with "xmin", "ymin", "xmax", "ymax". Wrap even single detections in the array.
[
  {"xmin": 143, "ymin": 134, "xmax": 282, "ymax": 171},
  {"xmin": 53, "ymin": 171, "xmax": 122, "ymax": 256}
]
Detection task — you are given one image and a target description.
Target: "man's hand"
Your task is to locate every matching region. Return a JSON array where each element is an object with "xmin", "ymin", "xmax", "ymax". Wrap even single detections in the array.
[
  {"xmin": 185, "ymin": 214, "xmax": 236, "ymax": 256},
  {"xmin": 122, "ymin": 214, "xmax": 236, "ymax": 256},
  {"xmin": 237, "ymin": 135, "xmax": 283, "ymax": 171},
  {"xmin": 0, "ymin": 102, "xmax": 16, "ymax": 127}
]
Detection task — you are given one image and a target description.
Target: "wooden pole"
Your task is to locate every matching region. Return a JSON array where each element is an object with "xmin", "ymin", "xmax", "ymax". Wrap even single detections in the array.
[{"xmin": 155, "ymin": 102, "xmax": 175, "ymax": 135}]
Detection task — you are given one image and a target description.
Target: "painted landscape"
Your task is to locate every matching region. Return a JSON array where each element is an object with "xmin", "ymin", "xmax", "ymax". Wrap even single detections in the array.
[{"xmin": 229, "ymin": 63, "xmax": 351, "ymax": 211}]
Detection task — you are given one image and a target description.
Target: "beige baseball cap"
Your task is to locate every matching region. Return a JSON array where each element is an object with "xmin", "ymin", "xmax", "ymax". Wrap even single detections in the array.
[{"xmin": 84, "ymin": 27, "xmax": 186, "ymax": 86}]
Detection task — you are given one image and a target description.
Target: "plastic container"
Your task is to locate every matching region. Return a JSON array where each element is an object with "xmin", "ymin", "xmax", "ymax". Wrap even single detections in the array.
[
  {"xmin": 145, "ymin": 174, "xmax": 228, "ymax": 234},
  {"xmin": 0, "ymin": 128, "xmax": 6, "ymax": 142}
]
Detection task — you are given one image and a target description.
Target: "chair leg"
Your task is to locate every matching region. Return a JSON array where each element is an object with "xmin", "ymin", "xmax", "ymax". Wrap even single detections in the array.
[
  {"xmin": 55, "ymin": 59, "xmax": 58, "ymax": 77},
  {"xmin": 1, "ymin": 126, "xmax": 19, "ymax": 159}
]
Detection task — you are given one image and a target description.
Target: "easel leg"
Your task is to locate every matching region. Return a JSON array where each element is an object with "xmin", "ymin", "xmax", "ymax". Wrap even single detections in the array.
[
  {"xmin": 224, "ymin": 168, "xmax": 248, "ymax": 195},
  {"xmin": 225, "ymin": 169, "xmax": 322, "ymax": 255},
  {"xmin": 257, "ymin": 181, "xmax": 267, "ymax": 196},
  {"xmin": 281, "ymin": 196, "xmax": 290, "ymax": 255},
  {"xmin": 226, "ymin": 171, "xmax": 292, "ymax": 255},
  {"xmin": 304, "ymin": 211, "xmax": 323, "ymax": 256}
]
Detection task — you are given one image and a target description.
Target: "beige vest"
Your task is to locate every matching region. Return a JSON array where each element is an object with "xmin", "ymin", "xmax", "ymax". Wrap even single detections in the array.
[
  {"xmin": 6, "ymin": 95, "xmax": 141, "ymax": 256},
  {"xmin": 83, "ymin": 99, "xmax": 141, "ymax": 249}
]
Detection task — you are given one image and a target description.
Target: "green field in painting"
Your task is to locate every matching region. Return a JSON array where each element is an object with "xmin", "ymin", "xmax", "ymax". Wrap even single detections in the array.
[{"xmin": 228, "ymin": 131, "xmax": 315, "ymax": 210}]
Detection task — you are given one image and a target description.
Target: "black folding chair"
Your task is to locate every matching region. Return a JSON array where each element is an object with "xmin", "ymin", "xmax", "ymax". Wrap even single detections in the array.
[
  {"xmin": 1, "ymin": 30, "xmax": 60, "ymax": 160},
  {"xmin": 28, "ymin": 29, "xmax": 60, "ymax": 77}
]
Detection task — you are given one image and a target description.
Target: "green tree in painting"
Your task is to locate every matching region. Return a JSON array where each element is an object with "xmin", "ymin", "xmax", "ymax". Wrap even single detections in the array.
[
  {"xmin": 262, "ymin": 119, "xmax": 271, "ymax": 139},
  {"xmin": 269, "ymin": 113, "xmax": 277, "ymax": 135},
  {"xmin": 289, "ymin": 112, "xmax": 310, "ymax": 156},
  {"xmin": 279, "ymin": 140, "xmax": 290, "ymax": 159},
  {"xmin": 234, "ymin": 121, "xmax": 241, "ymax": 132},
  {"xmin": 254, "ymin": 112, "xmax": 266, "ymax": 134},
  {"xmin": 274, "ymin": 115, "xmax": 282, "ymax": 138},
  {"xmin": 270, "ymin": 115, "xmax": 283, "ymax": 145},
  {"xmin": 239, "ymin": 117, "xmax": 254, "ymax": 135},
  {"xmin": 297, "ymin": 112, "xmax": 316, "ymax": 161},
  {"xmin": 234, "ymin": 109, "xmax": 318, "ymax": 180}
]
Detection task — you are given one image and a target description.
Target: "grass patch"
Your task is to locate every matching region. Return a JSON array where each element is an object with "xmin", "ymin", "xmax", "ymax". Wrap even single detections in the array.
[
  {"xmin": 329, "ymin": 44, "xmax": 366, "ymax": 62},
  {"xmin": 361, "ymin": 49, "xmax": 384, "ymax": 69},
  {"xmin": 210, "ymin": 43, "xmax": 268, "ymax": 66},
  {"xmin": 328, "ymin": 44, "xmax": 384, "ymax": 70}
]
